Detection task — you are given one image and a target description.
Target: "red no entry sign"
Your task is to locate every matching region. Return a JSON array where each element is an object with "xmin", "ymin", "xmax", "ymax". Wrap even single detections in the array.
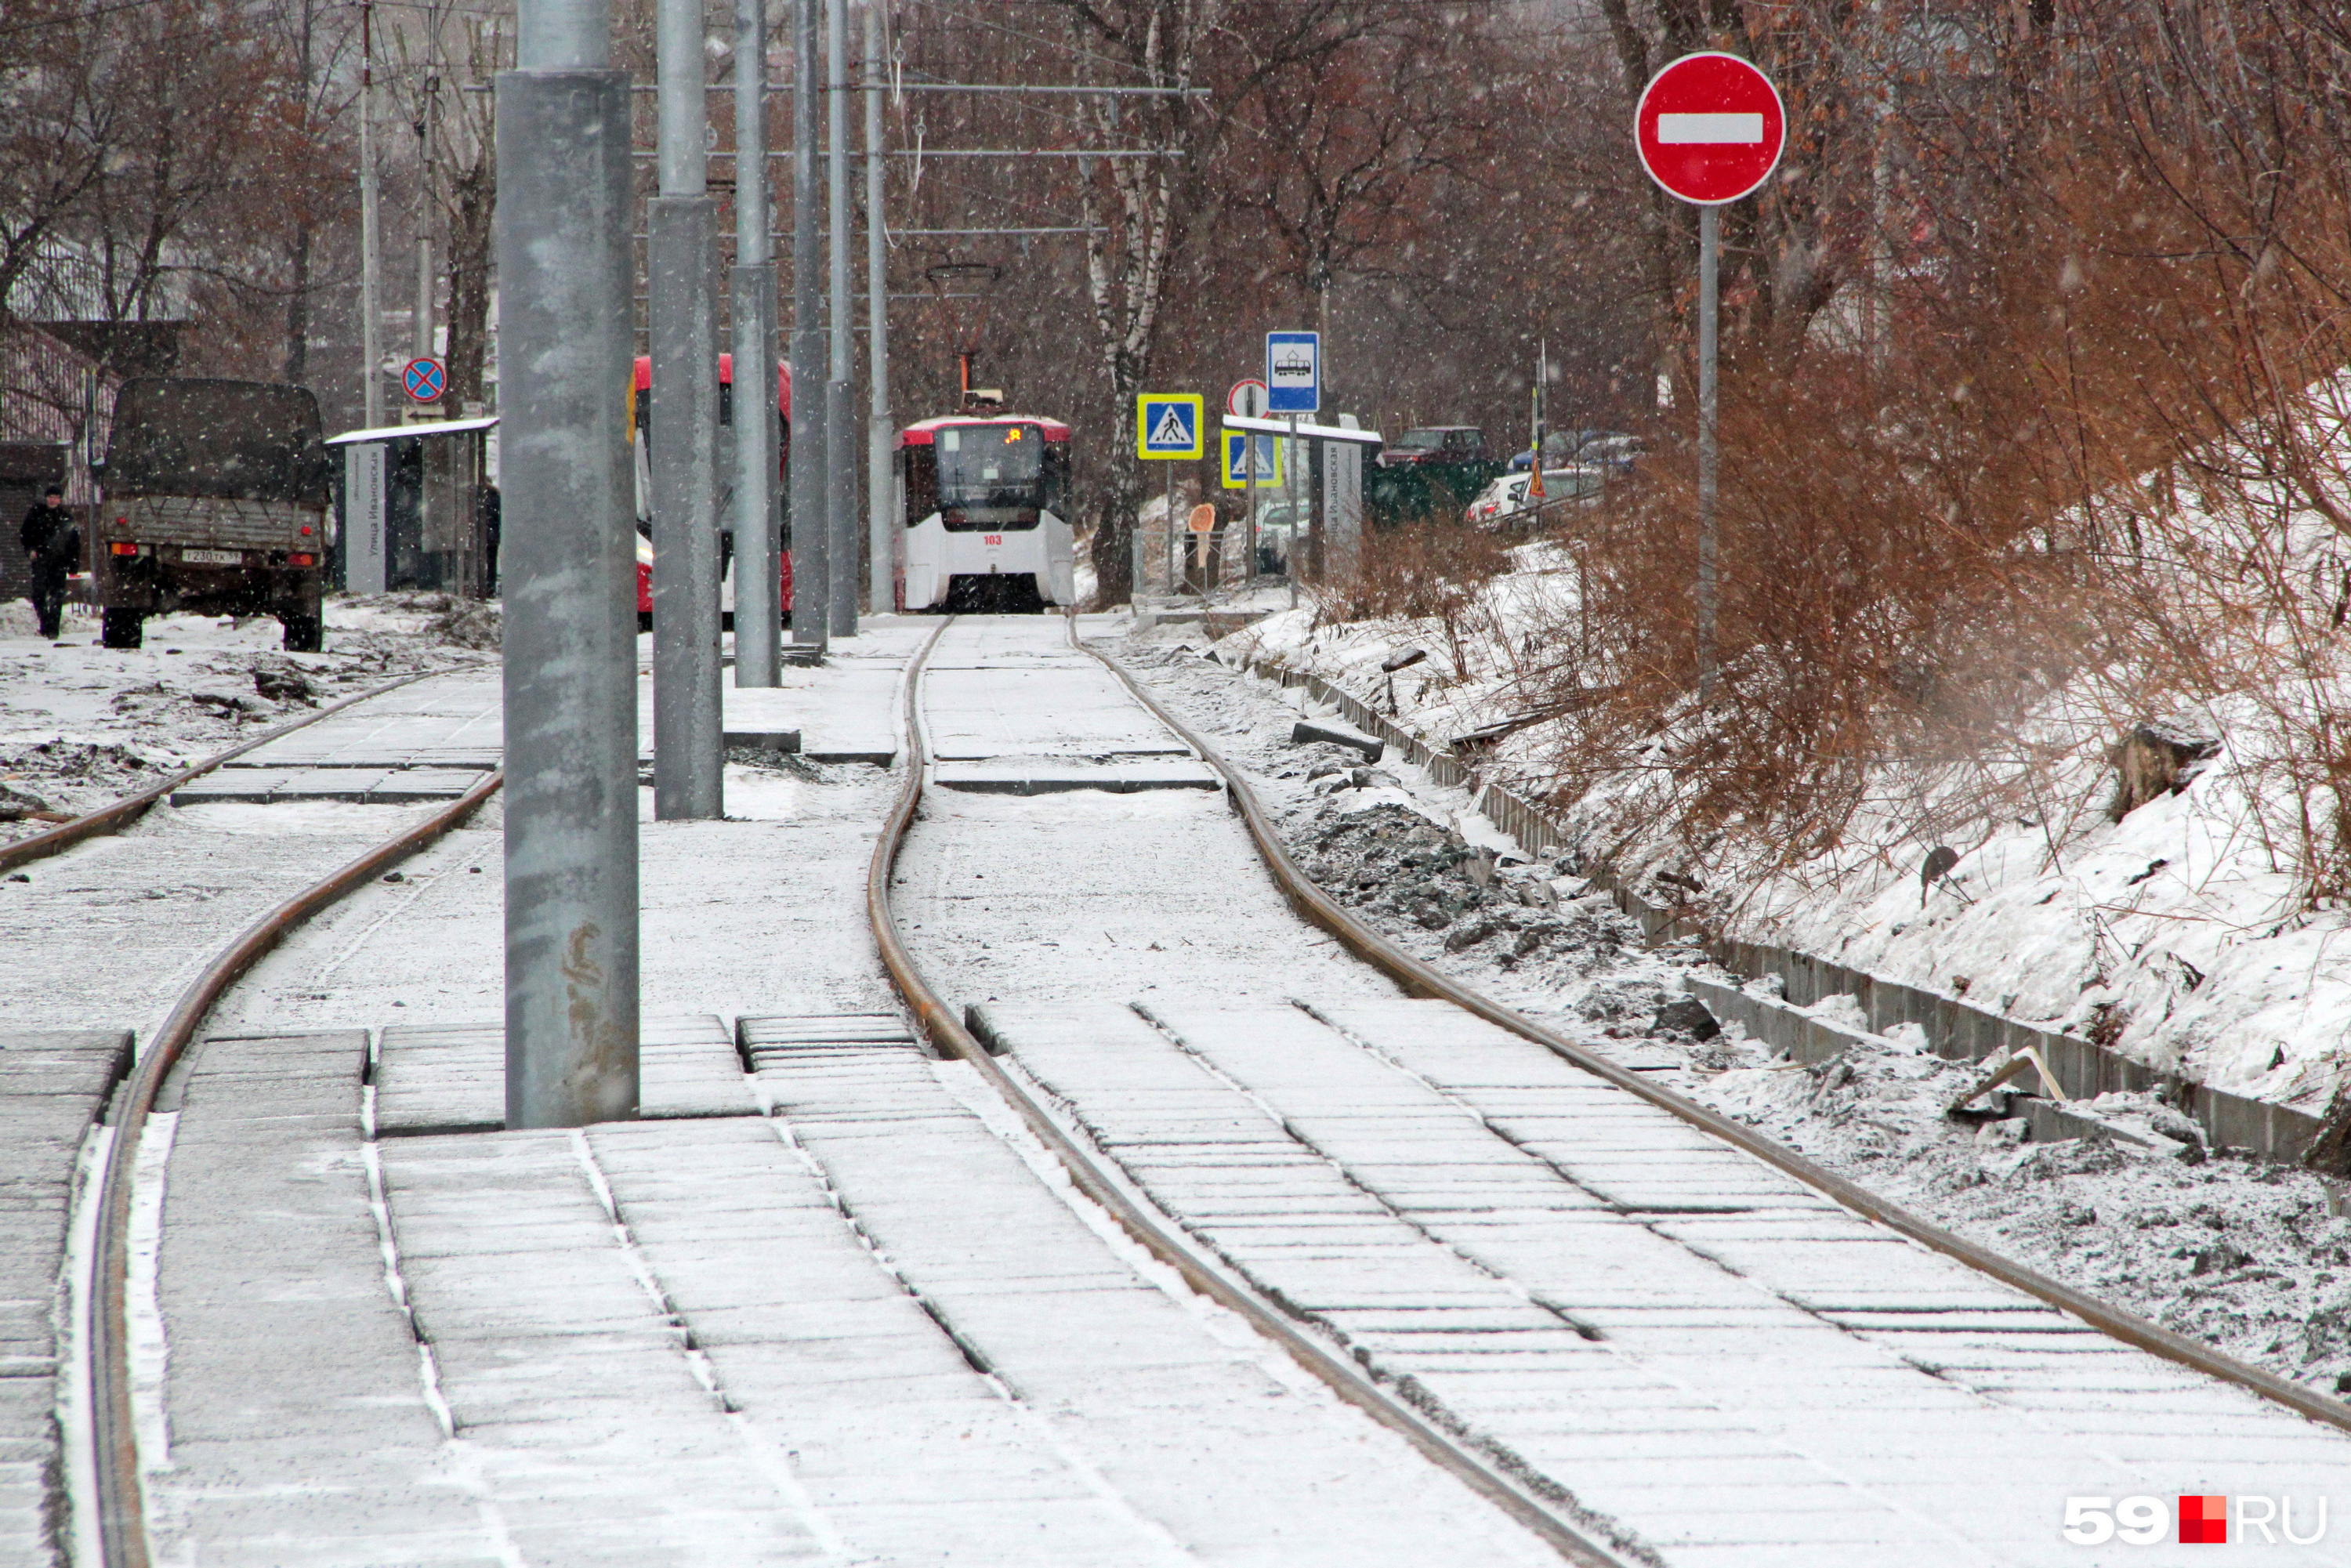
[{"xmin": 1635, "ymin": 52, "xmax": 1785, "ymax": 206}]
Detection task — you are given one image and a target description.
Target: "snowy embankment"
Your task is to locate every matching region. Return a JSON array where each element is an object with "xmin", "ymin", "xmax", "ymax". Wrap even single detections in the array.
[
  {"xmin": 0, "ymin": 592, "xmax": 494, "ymax": 846},
  {"xmin": 1215, "ymin": 539, "xmax": 2351, "ymax": 1118},
  {"xmin": 1110, "ymin": 634, "xmax": 2351, "ymax": 1404}
]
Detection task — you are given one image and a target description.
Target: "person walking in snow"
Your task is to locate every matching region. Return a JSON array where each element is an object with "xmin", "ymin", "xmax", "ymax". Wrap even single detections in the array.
[{"xmin": 19, "ymin": 486, "xmax": 78, "ymax": 639}]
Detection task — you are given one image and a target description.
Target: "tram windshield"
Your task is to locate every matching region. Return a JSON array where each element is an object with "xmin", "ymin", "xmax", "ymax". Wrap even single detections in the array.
[{"xmin": 937, "ymin": 424, "xmax": 1043, "ymax": 509}]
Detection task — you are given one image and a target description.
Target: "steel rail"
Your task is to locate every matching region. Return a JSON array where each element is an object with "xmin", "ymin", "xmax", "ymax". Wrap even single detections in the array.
[
  {"xmin": 864, "ymin": 617, "xmax": 1636, "ymax": 1568},
  {"xmin": 89, "ymin": 767, "xmax": 505, "ymax": 1568},
  {"xmin": 1079, "ymin": 632, "xmax": 2351, "ymax": 1439},
  {"xmin": 0, "ymin": 667, "xmax": 453, "ymax": 875}
]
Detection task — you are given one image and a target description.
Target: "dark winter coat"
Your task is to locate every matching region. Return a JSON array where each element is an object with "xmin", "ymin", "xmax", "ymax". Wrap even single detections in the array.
[{"xmin": 20, "ymin": 502, "xmax": 77, "ymax": 573}]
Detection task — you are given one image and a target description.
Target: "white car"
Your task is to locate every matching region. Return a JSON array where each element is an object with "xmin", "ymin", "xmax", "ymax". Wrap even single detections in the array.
[{"xmin": 1465, "ymin": 467, "xmax": 1608, "ymax": 526}]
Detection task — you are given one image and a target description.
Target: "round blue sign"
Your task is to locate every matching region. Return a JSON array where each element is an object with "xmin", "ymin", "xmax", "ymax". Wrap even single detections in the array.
[{"xmin": 403, "ymin": 357, "xmax": 447, "ymax": 403}]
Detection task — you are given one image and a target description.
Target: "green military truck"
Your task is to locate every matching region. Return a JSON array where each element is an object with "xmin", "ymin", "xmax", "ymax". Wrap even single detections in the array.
[{"xmin": 92, "ymin": 378, "xmax": 333, "ymax": 650}]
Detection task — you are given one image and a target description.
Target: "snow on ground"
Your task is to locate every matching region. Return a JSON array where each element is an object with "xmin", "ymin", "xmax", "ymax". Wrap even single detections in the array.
[
  {"xmin": 0, "ymin": 592, "xmax": 494, "ymax": 844},
  {"xmin": 1110, "ymin": 632, "xmax": 2351, "ymax": 1404},
  {"xmin": 1211, "ymin": 541, "xmax": 2351, "ymax": 1114}
]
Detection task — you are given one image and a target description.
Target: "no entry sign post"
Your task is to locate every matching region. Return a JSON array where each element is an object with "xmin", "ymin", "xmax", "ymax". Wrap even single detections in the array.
[{"xmin": 1636, "ymin": 51, "xmax": 1785, "ymax": 702}]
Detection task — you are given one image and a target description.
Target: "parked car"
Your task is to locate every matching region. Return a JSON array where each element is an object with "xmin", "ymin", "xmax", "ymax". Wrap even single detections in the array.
[
  {"xmin": 1507, "ymin": 432, "xmax": 1580, "ymax": 471},
  {"xmin": 1244, "ymin": 498, "xmax": 1307, "ymax": 574},
  {"xmin": 1511, "ymin": 429, "xmax": 1646, "ymax": 472},
  {"xmin": 1465, "ymin": 466, "xmax": 1610, "ymax": 527},
  {"xmin": 1575, "ymin": 432, "xmax": 1646, "ymax": 472},
  {"xmin": 1378, "ymin": 426, "xmax": 1489, "ymax": 468}
]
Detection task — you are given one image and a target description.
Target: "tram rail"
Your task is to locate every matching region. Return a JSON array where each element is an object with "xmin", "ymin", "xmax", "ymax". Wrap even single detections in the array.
[
  {"xmin": 0, "ymin": 668, "xmax": 445, "ymax": 876},
  {"xmin": 82, "ymin": 763, "xmax": 503, "ymax": 1566},
  {"xmin": 1074, "ymin": 629, "xmax": 2351, "ymax": 1439}
]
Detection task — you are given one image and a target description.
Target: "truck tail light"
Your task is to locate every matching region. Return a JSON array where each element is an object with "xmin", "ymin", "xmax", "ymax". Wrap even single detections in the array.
[
  {"xmin": 288, "ymin": 552, "xmax": 316, "ymax": 567},
  {"xmin": 110, "ymin": 541, "xmax": 139, "ymax": 556},
  {"xmin": 299, "ymin": 524, "xmax": 313, "ymax": 536}
]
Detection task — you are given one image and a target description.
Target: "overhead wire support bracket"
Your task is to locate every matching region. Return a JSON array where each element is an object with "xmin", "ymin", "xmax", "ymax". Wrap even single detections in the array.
[{"xmin": 616, "ymin": 79, "xmax": 1205, "ymax": 96}]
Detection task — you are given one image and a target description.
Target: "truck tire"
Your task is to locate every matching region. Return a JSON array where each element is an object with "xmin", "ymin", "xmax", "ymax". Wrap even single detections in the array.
[
  {"xmin": 280, "ymin": 614, "xmax": 323, "ymax": 653},
  {"xmin": 100, "ymin": 609, "xmax": 145, "ymax": 650}
]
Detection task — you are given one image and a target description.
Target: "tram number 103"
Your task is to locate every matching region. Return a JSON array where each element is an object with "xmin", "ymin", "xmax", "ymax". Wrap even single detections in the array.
[{"xmin": 983, "ymin": 534, "xmax": 1004, "ymax": 546}]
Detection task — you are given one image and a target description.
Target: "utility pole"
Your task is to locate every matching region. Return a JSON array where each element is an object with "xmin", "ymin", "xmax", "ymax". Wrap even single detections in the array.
[
  {"xmin": 650, "ymin": 0, "xmax": 723, "ymax": 818},
  {"xmin": 825, "ymin": 0, "xmax": 857, "ymax": 636},
  {"xmin": 360, "ymin": 1, "xmax": 383, "ymax": 427},
  {"xmin": 498, "ymin": 0, "xmax": 639, "ymax": 1126},
  {"xmin": 864, "ymin": 0, "xmax": 892, "ymax": 615},
  {"xmin": 733, "ymin": 0, "xmax": 782, "ymax": 683},
  {"xmin": 789, "ymin": 0, "xmax": 828, "ymax": 654}
]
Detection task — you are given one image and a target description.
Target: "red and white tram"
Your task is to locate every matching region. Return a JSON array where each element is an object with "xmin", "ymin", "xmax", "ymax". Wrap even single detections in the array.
[{"xmin": 897, "ymin": 412, "xmax": 1074, "ymax": 612}]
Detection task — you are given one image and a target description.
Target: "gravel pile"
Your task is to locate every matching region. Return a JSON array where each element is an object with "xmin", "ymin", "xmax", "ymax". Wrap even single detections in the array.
[{"xmin": 1114, "ymin": 631, "xmax": 2351, "ymax": 1403}]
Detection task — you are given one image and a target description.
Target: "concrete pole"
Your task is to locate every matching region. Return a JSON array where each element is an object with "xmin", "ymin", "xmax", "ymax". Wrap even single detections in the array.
[
  {"xmin": 788, "ymin": 0, "xmax": 828, "ymax": 653},
  {"xmin": 498, "ymin": 0, "xmax": 639, "ymax": 1128},
  {"xmin": 825, "ymin": 0, "xmax": 857, "ymax": 636},
  {"xmin": 1697, "ymin": 204, "xmax": 1719, "ymax": 706},
  {"xmin": 864, "ymin": 0, "xmax": 893, "ymax": 614},
  {"xmin": 359, "ymin": 2, "xmax": 383, "ymax": 427},
  {"xmin": 733, "ymin": 0, "xmax": 782, "ymax": 684},
  {"xmin": 650, "ymin": 0, "xmax": 724, "ymax": 818}
]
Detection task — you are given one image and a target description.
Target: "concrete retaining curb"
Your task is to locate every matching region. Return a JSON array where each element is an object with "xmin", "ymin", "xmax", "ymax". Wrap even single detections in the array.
[{"xmin": 1229, "ymin": 648, "xmax": 2324, "ymax": 1164}]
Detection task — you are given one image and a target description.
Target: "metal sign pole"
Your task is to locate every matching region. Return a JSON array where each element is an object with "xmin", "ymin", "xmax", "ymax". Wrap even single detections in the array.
[
  {"xmin": 359, "ymin": 2, "xmax": 384, "ymax": 429},
  {"xmin": 1287, "ymin": 415, "xmax": 1299, "ymax": 607},
  {"xmin": 1697, "ymin": 205, "xmax": 1719, "ymax": 705},
  {"xmin": 788, "ymin": 0, "xmax": 828, "ymax": 653},
  {"xmin": 498, "ymin": 0, "xmax": 639, "ymax": 1127},
  {"xmin": 732, "ymin": 0, "xmax": 781, "ymax": 685},
  {"xmin": 825, "ymin": 0, "xmax": 858, "ymax": 637},
  {"xmin": 1246, "ymin": 442, "xmax": 1259, "ymax": 588},
  {"xmin": 864, "ymin": 0, "xmax": 893, "ymax": 614},
  {"xmin": 651, "ymin": 0, "xmax": 723, "ymax": 820}
]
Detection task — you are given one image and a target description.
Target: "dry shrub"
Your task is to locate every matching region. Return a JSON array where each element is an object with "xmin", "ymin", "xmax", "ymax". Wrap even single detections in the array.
[
  {"xmin": 1527, "ymin": 0, "xmax": 2351, "ymax": 898},
  {"xmin": 1311, "ymin": 516, "xmax": 1519, "ymax": 674}
]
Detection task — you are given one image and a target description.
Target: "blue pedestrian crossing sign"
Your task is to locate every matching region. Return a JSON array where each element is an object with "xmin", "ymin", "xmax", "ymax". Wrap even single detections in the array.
[
  {"xmin": 1220, "ymin": 429, "xmax": 1282, "ymax": 489},
  {"xmin": 1136, "ymin": 393, "xmax": 1203, "ymax": 460}
]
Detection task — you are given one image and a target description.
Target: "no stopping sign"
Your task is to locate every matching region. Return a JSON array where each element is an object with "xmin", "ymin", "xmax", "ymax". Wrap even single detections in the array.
[{"xmin": 1635, "ymin": 53, "xmax": 1786, "ymax": 206}]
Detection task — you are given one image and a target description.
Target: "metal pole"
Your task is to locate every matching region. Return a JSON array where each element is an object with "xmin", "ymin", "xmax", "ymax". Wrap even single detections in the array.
[
  {"xmin": 733, "ymin": 0, "xmax": 781, "ymax": 684},
  {"xmin": 359, "ymin": 2, "xmax": 383, "ymax": 428},
  {"xmin": 788, "ymin": 0, "xmax": 828, "ymax": 654},
  {"xmin": 1286, "ymin": 415, "xmax": 1299, "ymax": 607},
  {"xmin": 864, "ymin": 0, "xmax": 893, "ymax": 615},
  {"xmin": 651, "ymin": 0, "xmax": 723, "ymax": 818},
  {"xmin": 825, "ymin": 0, "xmax": 857, "ymax": 636},
  {"xmin": 498, "ymin": 0, "xmax": 639, "ymax": 1128},
  {"xmin": 1697, "ymin": 204, "xmax": 1719, "ymax": 705},
  {"xmin": 1246, "ymin": 436, "xmax": 1259, "ymax": 588},
  {"xmin": 1163, "ymin": 463, "xmax": 1174, "ymax": 596},
  {"xmin": 414, "ymin": 76, "xmax": 437, "ymax": 367}
]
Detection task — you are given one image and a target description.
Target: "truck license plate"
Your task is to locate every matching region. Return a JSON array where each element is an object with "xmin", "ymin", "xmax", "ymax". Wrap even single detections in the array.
[{"xmin": 181, "ymin": 549, "xmax": 242, "ymax": 566}]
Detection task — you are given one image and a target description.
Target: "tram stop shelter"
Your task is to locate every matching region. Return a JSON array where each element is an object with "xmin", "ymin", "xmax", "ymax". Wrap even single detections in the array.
[{"xmin": 328, "ymin": 415, "xmax": 498, "ymax": 598}]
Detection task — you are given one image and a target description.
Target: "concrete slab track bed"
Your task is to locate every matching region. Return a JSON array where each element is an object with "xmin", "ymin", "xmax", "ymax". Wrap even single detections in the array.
[{"xmin": 18, "ymin": 614, "xmax": 2351, "ymax": 1566}]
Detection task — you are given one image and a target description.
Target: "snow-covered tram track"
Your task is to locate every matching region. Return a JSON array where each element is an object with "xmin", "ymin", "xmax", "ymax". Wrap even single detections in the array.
[
  {"xmin": 53, "ymin": 670, "xmax": 509, "ymax": 1568},
  {"xmin": 881, "ymin": 614, "xmax": 2351, "ymax": 1567}
]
